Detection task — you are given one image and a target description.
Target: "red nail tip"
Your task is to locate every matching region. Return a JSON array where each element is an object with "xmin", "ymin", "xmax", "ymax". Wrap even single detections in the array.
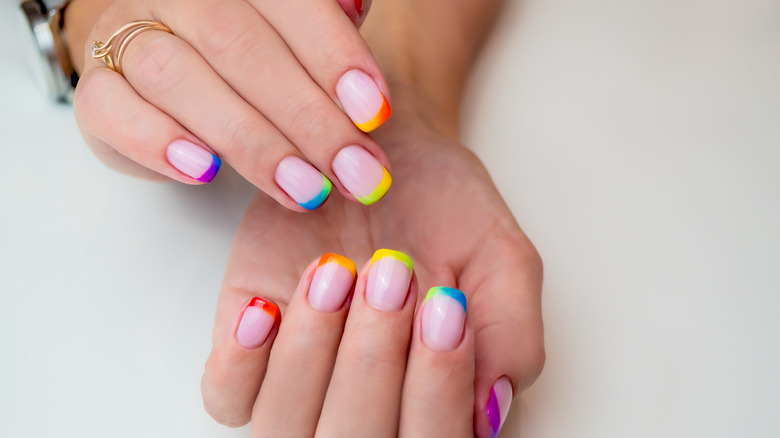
[
  {"xmin": 248, "ymin": 297, "xmax": 279, "ymax": 320},
  {"xmin": 355, "ymin": 0, "xmax": 363, "ymax": 15}
]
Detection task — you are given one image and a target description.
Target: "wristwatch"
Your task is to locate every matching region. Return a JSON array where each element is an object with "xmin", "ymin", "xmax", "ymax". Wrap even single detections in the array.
[{"xmin": 20, "ymin": 0, "xmax": 78, "ymax": 103}]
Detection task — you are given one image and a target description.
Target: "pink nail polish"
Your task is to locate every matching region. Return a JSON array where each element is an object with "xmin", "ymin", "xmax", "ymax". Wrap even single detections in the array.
[
  {"xmin": 275, "ymin": 156, "xmax": 332, "ymax": 210},
  {"xmin": 332, "ymin": 145, "xmax": 391, "ymax": 205},
  {"xmin": 366, "ymin": 249, "xmax": 413, "ymax": 312},
  {"xmin": 487, "ymin": 377, "xmax": 513, "ymax": 438},
  {"xmin": 336, "ymin": 69, "xmax": 391, "ymax": 132},
  {"xmin": 421, "ymin": 287, "xmax": 467, "ymax": 352},
  {"xmin": 166, "ymin": 139, "xmax": 221, "ymax": 182},
  {"xmin": 308, "ymin": 253, "xmax": 357, "ymax": 313},
  {"xmin": 236, "ymin": 298, "xmax": 278, "ymax": 349}
]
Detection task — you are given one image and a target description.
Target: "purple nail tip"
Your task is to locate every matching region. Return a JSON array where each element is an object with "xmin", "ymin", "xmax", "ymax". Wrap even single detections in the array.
[
  {"xmin": 487, "ymin": 387, "xmax": 501, "ymax": 434},
  {"xmin": 196, "ymin": 154, "xmax": 221, "ymax": 182}
]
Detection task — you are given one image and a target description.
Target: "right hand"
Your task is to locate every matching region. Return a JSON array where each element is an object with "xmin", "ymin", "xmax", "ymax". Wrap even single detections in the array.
[{"xmin": 70, "ymin": 0, "xmax": 393, "ymax": 210}]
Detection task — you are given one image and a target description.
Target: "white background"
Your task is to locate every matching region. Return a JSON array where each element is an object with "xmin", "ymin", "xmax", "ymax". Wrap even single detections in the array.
[{"xmin": 2, "ymin": 0, "xmax": 779, "ymax": 437}]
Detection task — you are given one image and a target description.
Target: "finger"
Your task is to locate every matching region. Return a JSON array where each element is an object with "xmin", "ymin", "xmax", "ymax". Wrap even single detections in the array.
[
  {"xmin": 74, "ymin": 67, "xmax": 220, "ymax": 184},
  {"xmin": 201, "ymin": 296, "xmax": 280, "ymax": 427},
  {"xmin": 154, "ymin": 0, "xmax": 393, "ymax": 205},
  {"xmin": 464, "ymin": 237, "xmax": 546, "ymax": 438},
  {"xmin": 252, "ymin": 254, "xmax": 357, "ymax": 437},
  {"xmin": 253, "ymin": 0, "xmax": 390, "ymax": 131},
  {"xmin": 316, "ymin": 249, "xmax": 416, "ymax": 437},
  {"xmin": 336, "ymin": 0, "xmax": 372, "ymax": 27},
  {"xmin": 399, "ymin": 287, "xmax": 475, "ymax": 437},
  {"xmin": 109, "ymin": 29, "xmax": 336, "ymax": 211}
]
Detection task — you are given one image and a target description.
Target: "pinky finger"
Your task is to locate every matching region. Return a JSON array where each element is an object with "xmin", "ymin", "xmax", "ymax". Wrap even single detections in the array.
[{"xmin": 74, "ymin": 68, "xmax": 221, "ymax": 184}]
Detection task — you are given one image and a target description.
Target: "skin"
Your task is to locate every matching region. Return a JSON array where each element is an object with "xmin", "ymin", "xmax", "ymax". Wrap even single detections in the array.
[
  {"xmin": 204, "ymin": 92, "xmax": 544, "ymax": 436},
  {"xmin": 64, "ymin": 0, "xmax": 545, "ymax": 435},
  {"xmin": 67, "ymin": 0, "xmax": 391, "ymax": 211}
]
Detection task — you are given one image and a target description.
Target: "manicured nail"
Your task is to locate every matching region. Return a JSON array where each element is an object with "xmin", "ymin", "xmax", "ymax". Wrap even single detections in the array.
[
  {"xmin": 366, "ymin": 249, "xmax": 413, "ymax": 312},
  {"xmin": 332, "ymin": 145, "xmax": 391, "ymax": 205},
  {"xmin": 275, "ymin": 156, "xmax": 332, "ymax": 210},
  {"xmin": 421, "ymin": 286, "xmax": 467, "ymax": 352},
  {"xmin": 309, "ymin": 253, "xmax": 357, "ymax": 313},
  {"xmin": 236, "ymin": 297, "xmax": 279, "ymax": 349},
  {"xmin": 166, "ymin": 139, "xmax": 221, "ymax": 183},
  {"xmin": 487, "ymin": 377, "xmax": 513, "ymax": 438},
  {"xmin": 336, "ymin": 69, "xmax": 391, "ymax": 132},
  {"xmin": 355, "ymin": 0, "xmax": 363, "ymax": 15}
]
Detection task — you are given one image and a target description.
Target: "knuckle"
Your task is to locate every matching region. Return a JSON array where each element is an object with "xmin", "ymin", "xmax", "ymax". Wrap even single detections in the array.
[
  {"xmin": 283, "ymin": 97, "xmax": 334, "ymax": 141},
  {"xmin": 73, "ymin": 71, "xmax": 111, "ymax": 124},
  {"xmin": 218, "ymin": 116, "xmax": 263, "ymax": 158},
  {"xmin": 203, "ymin": 402, "xmax": 250, "ymax": 428},
  {"xmin": 196, "ymin": 3, "xmax": 259, "ymax": 60},
  {"xmin": 129, "ymin": 36, "xmax": 186, "ymax": 94},
  {"xmin": 526, "ymin": 343, "xmax": 546, "ymax": 383},
  {"xmin": 344, "ymin": 330, "xmax": 407, "ymax": 372}
]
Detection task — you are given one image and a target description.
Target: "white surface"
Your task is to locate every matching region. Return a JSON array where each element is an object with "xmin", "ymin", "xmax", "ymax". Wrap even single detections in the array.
[{"xmin": 2, "ymin": 0, "xmax": 779, "ymax": 437}]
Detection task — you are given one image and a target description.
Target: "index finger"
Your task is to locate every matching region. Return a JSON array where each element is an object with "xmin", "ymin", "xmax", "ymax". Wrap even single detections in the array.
[{"xmin": 251, "ymin": 0, "xmax": 391, "ymax": 132}]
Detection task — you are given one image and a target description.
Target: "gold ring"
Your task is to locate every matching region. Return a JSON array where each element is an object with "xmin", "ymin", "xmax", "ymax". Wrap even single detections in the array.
[{"xmin": 92, "ymin": 20, "xmax": 173, "ymax": 75}]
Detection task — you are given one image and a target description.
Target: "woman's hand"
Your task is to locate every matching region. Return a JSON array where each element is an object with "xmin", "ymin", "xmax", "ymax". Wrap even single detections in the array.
[
  {"xmin": 67, "ymin": 0, "xmax": 393, "ymax": 210},
  {"xmin": 202, "ymin": 252, "xmax": 477, "ymax": 436},
  {"xmin": 200, "ymin": 102, "xmax": 545, "ymax": 436}
]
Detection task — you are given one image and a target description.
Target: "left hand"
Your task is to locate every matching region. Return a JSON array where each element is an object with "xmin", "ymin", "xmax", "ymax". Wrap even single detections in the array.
[
  {"xmin": 201, "ymin": 251, "xmax": 477, "ymax": 436},
  {"xmin": 199, "ymin": 99, "xmax": 545, "ymax": 437}
]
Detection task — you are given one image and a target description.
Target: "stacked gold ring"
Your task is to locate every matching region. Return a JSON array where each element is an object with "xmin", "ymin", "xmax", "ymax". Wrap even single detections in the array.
[{"xmin": 91, "ymin": 20, "xmax": 173, "ymax": 75}]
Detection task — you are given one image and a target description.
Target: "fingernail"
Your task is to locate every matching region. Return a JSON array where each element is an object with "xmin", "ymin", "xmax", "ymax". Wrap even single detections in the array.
[
  {"xmin": 355, "ymin": 0, "xmax": 363, "ymax": 15},
  {"xmin": 366, "ymin": 249, "xmax": 413, "ymax": 312},
  {"xmin": 236, "ymin": 297, "xmax": 279, "ymax": 349},
  {"xmin": 336, "ymin": 69, "xmax": 391, "ymax": 132},
  {"xmin": 309, "ymin": 253, "xmax": 357, "ymax": 313},
  {"xmin": 487, "ymin": 377, "xmax": 514, "ymax": 438},
  {"xmin": 166, "ymin": 139, "xmax": 221, "ymax": 182},
  {"xmin": 421, "ymin": 286, "xmax": 467, "ymax": 352},
  {"xmin": 332, "ymin": 145, "xmax": 391, "ymax": 205},
  {"xmin": 275, "ymin": 156, "xmax": 332, "ymax": 210}
]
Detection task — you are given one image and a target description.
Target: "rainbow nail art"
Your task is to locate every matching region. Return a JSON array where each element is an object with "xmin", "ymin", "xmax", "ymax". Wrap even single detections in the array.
[
  {"xmin": 486, "ymin": 377, "xmax": 513, "ymax": 438},
  {"xmin": 355, "ymin": 94, "xmax": 391, "ymax": 132},
  {"xmin": 299, "ymin": 175, "xmax": 332, "ymax": 210},
  {"xmin": 236, "ymin": 297, "xmax": 279, "ymax": 349},
  {"xmin": 246, "ymin": 297, "xmax": 279, "ymax": 320},
  {"xmin": 336, "ymin": 69, "xmax": 392, "ymax": 133},
  {"xmin": 425, "ymin": 286, "xmax": 467, "ymax": 312},
  {"xmin": 166, "ymin": 139, "xmax": 222, "ymax": 183},
  {"xmin": 318, "ymin": 253, "xmax": 357, "ymax": 278},
  {"xmin": 355, "ymin": 167, "xmax": 392, "ymax": 205},
  {"xmin": 197, "ymin": 154, "xmax": 222, "ymax": 182},
  {"xmin": 370, "ymin": 249, "xmax": 413, "ymax": 272}
]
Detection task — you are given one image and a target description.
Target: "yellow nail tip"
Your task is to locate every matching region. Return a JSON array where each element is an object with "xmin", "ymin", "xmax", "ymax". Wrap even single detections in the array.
[
  {"xmin": 370, "ymin": 249, "xmax": 413, "ymax": 273},
  {"xmin": 356, "ymin": 168, "xmax": 392, "ymax": 205}
]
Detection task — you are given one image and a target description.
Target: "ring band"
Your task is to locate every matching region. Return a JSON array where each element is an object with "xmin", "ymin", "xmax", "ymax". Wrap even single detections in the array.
[{"xmin": 92, "ymin": 20, "xmax": 173, "ymax": 75}]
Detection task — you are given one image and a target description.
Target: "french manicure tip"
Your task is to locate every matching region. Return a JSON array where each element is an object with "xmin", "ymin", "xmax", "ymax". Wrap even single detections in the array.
[
  {"xmin": 355, "ymin": 167, "xmax": 391, "ymax": 205},
  {"xmin": 425, "ymin": 286, "xmax": 467, "ymax": 312},
  {"xmin": 318, "ymin": 253, "xmax": 357, "ymax": 277},
  {"xmin": 298, "ymin": 175, "xmax": 332, "ymax": 210},
  {"xmin": 355, "ymin": 94, "xmax": 391, "ymax": 132},
  {"xmin": 370, "ymin": 249, "xmax": 413, "ymax": 273},
  {"xmin": 196, "ymin": 154, "xmax": 221, "ymax": 182}
]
